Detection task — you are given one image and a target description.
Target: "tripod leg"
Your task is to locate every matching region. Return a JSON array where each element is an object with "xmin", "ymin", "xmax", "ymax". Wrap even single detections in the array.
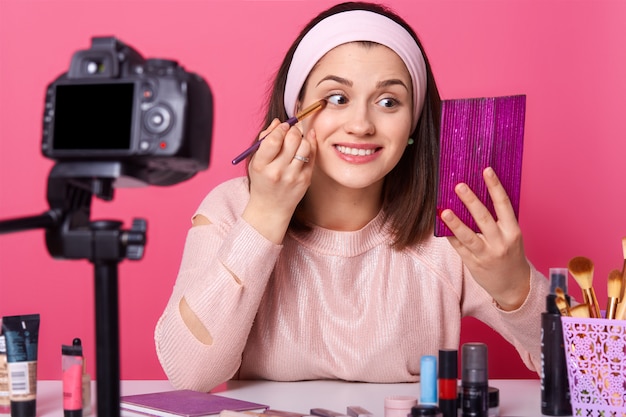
[{"xmin": 94, "ymin": 260, "xmax": 121, "ymax": 417}]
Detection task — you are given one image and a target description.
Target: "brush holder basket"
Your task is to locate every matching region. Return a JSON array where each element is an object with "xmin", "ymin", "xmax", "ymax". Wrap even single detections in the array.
[{"xmin": 561, "ymin": 316, "xmax": 626, "ymax": 417}]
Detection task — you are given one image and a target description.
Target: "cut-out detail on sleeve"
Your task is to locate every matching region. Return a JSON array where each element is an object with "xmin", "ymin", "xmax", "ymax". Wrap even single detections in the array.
[
  {"xmin": 179, "ymin": 296, "xmax": 213, "ymax": 345},
  {"xmin": 220, "ymin": 259, "xmax": 242, "ymax": 286},
  {"xmin": 192, "ymin": 214, "xmax": 212, "ymax": 226}
]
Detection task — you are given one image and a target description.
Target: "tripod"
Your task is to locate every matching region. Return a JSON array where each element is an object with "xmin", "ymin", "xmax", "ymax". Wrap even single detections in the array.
[{"xmin": 0, "ymin": 161, "xmax": 147, "ymax": 417}]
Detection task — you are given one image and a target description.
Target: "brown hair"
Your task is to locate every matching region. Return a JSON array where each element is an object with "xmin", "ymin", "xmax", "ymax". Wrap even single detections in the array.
[{"xmin": 248, "ymin": 1, "xmax": 441, "ymax": 250}]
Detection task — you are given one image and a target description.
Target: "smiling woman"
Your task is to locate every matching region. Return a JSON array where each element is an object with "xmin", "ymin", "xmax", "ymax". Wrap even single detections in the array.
[{"xmin": 154, "ymin": 1, "xmax": 548, "ymax": 393}]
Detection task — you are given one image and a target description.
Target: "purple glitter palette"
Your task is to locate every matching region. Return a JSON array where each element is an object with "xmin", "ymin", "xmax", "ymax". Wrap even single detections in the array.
[{"xmin": 435, "ymin": 95, "xmax": 526, "ymax": 237}]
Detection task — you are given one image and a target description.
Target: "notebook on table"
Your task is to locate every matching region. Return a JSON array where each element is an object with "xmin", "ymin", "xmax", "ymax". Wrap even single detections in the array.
[{"xmin": 120, "ymin": 389, "xmax": 269, "ymax": 417}]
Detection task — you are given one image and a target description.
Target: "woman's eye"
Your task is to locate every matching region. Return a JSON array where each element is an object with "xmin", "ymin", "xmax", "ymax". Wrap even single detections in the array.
[
  {"xmin": 378, "ymin": 98, "xmax": 398, "ymax": 108},
  {"xmin": 325, "ymin": 94, "xmax": 347, "ymax": 105}
]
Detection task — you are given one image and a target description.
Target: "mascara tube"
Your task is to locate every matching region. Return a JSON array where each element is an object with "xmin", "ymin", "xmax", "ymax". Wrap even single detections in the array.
[
  {"xmin": 438, "ymin": 349, "xmax": 457, "ymax": 417},
  {"xmin": 461, "ymin": 343, "xmax": 488, "ymax": 417},
  {"xmin": 540, "ymin": 268, "xmax": 572, "ymax": 416}
]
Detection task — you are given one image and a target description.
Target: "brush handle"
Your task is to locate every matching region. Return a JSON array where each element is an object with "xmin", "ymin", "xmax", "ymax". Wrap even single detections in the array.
[
  {"xmin": 231, "ymin": 116, "xmax": 300, "ymax": 165},
  {"xmin": 615, "ymin": 301, "xmax": 626, "ymax": 320},
  {"xmin": 606, "ymin": 298, "xmax": 619, "ymax": 320},
  {"xmin": 619, "ymin": 259, "xmax": 626, "ymax": 303},
  {"xmin": 582, "ymin": 288, "xmax": 602, "ymax": 318}
]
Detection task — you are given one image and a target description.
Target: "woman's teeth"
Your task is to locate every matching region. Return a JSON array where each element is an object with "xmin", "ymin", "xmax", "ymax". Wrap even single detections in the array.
[{"xmin": 335, "ymin": 146, "xmax": 376, "ymax": 156}]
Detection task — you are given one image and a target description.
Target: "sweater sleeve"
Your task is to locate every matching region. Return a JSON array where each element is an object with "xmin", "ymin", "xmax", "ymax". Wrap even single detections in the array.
[
  {"xmin": 461, "ymin": 262, "xmax": 549, "ymax": 374},
  {"xmin": 154, "ymin": 178, "xmax": 283, "ymax": 391}
]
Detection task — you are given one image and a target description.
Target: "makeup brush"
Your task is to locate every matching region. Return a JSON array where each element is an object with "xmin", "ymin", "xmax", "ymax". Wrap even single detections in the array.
[
  {"xmin": 606, "ymin": 269, "xmax": 623, "ymax": 319},
  {"xmin": 568, "ymin": 256, "xmax": 601, "ymax": 318},
  {"xmin": 569, "ymin": 304, "xmax": 591, "ymax": 318},
  {"xmin": 615, "ymin": 301, "xmax": 626, "ymax": 321},
  {"xmin": 231, "ymin": 99, "xmax": 327, "ymax": 165},
  {"xmin": 619, "ymin": 237, "xmax": 626, "ymax": 303},
  {"xmin": 555, "ymin": 294, "xmax": 571, "ymax": 317}
]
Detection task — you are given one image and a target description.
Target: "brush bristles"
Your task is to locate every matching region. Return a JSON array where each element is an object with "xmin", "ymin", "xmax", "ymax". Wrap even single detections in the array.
[
  {"xmin": 607, "ymin": 269, "xmax": 623, "ymax": 298},
  {"xmin": 568, "ymin": 256, "xmax": 595, "ymax": 289},
  {"xmin": 570, "ymin": 304, "xmax": 591, "ymax": 318},
  {"xmin": 555, "ymin": 297, "xmax": 571, "ymax": 316}
]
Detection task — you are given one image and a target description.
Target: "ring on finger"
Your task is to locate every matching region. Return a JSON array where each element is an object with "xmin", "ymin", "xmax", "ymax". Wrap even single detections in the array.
[{"xmin": 293, "ymin": 154, "xmax": 310, "ymax": 163}]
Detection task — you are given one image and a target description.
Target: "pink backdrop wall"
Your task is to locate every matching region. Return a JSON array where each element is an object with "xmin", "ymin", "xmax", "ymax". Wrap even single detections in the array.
[{"xmin": 1, "ymin": 0, "xmax": 625, "ymax": 382}]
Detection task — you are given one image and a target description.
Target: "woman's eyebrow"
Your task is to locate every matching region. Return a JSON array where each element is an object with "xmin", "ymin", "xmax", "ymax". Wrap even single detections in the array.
[
  {"xmin": 316, "ymin": 75, "xmax": 409, "ymax": 92},
  {"xmin": 377, "ymin": 79, "xmax": 410, "ymax": 92},
  {"xmin": 316, "ymin": 75, "xmax": 352, "ymax": 87}
]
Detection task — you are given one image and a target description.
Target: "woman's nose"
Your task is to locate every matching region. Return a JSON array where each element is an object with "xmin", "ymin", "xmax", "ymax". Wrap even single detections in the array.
[{"xmin": 343, "ymin": 103, "xmax": 375, "ymax": 136}]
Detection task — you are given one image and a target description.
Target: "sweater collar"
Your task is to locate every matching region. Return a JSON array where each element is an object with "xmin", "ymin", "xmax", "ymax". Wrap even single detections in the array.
[{"xmin": 287, "ymin": 210, "xmax": 391, "ymax": 257}]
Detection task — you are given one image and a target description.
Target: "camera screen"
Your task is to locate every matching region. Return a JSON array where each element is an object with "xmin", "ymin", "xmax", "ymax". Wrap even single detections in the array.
[{"xmin": 52, "ymin": 83, "xmax": 135, "ymax": 150}]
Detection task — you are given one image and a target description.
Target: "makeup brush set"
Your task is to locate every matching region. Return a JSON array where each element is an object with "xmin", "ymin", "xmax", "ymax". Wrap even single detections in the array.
[
  {"xmin": 554, "ymin": 237, "xmax": 626, "ymax": 320},
  {"xmin": 556, "ymin": 237, "xmax": 626, "ymax": 416}
]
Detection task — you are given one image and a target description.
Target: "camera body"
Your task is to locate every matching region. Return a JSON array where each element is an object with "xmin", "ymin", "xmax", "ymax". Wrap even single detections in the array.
[{"xmin": 41, "ymin": 37, "xmax": 213, "ymax": 186}]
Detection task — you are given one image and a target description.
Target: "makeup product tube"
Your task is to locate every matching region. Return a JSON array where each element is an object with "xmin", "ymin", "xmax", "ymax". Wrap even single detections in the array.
[
  {"xmin": 420, "ymin": 355, "xmax": 438, "ymax": 406},
  {"xmin": 0, "ymin": 331, "xmax": 10, "ymax": 414},
  {"xmin": 62, "ymin": 338, "xmax": 83, "ymax": 417},
  {"xmin": 461, "ymin": 343, "xmax": 488, "ymax": 417},
  {"xmin": 346, "ymin": 406, "xmax": 373, "ymax": 417},
  {"xmin": 310, "ymin": 409, "xmax": 349, "ymax": 417},
  {"xmin": 2, "ymin": 314, "xmax": 40, "ymax": 417},
  {"xmin": 438, "ymin": 349, "xmax": 457, "ymax": 417},
  {"xmin": 540, "ymin": 267, "xmax": 572, "ymax": 416}
]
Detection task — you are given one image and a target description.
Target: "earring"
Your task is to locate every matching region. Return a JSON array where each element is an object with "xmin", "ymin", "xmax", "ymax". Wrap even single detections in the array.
[{"xmin": 407, "ymin": 138, "xmax": 414, "ymax": 145}]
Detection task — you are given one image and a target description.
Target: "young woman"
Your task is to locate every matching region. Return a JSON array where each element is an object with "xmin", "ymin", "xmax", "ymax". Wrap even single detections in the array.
[{"xmin": 155, "ymin": 1, "xmax": 548, "ymax": 392}]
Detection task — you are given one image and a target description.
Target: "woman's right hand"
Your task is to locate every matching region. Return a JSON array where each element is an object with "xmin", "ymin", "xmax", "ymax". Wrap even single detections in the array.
[{"xmin": 242, "ymin": 119, "xmax": 317, "ymax": 244}]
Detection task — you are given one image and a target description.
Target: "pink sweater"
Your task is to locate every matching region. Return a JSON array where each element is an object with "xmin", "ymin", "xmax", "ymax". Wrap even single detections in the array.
[{"xmin": 155, "ymin": 177, "xmax": 548, "ymax": 392}]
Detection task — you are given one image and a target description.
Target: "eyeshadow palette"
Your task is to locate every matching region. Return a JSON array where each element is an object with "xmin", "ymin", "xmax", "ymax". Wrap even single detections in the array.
[{"xmin": 435, "ymin": 95, "xmax": 526, "ymax": 237}]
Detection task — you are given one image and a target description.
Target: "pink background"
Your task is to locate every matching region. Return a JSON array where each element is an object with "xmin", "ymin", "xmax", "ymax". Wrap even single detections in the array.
[{"xmin": 1, "ymin": 0, "xmax": 625, "ymax": 382}]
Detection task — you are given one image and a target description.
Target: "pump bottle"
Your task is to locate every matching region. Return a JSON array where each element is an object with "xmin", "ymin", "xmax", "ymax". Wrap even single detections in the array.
[{"xmin": 540, "ymin": 267, "xmax": 572, "ymax": 416}]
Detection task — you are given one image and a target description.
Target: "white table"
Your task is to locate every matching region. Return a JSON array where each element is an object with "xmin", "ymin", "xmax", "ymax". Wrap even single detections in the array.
[{"xmin": 30, "ymin": 379, "xmax": 546, "ymax": 417}]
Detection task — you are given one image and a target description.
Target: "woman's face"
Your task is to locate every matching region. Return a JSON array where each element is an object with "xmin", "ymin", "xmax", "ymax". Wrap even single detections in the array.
[{"xmin": 300, "ymin": 42, "xmax": 413, "ymax": 192}]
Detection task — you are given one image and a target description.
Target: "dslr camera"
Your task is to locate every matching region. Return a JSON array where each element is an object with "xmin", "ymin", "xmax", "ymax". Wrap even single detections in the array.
[{"xmin": 41, "ymin": 36, "xmax": 213, "ymax": 186}]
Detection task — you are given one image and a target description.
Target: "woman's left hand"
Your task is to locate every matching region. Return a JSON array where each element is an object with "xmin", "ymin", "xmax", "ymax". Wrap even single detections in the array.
[{"xmin": 440, "ymin": 167, "xmax": 530, "ymax": 311}]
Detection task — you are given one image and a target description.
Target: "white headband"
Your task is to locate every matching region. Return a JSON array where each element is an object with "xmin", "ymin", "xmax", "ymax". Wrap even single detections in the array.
[{"xmin": 284, "ymin": 9, "xmax": 428, "ymax": 133}]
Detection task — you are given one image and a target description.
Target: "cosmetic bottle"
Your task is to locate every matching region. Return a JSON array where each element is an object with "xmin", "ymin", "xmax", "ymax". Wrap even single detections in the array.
[
  {"xmin": 0, "ymin": 332, "xmax": 9, "ymax": 414},
  {"xmin": 461, "ymin": 343, "xmax": 488, "ymax": 417},
  {"xmin": 540, "ymin": 267, "xmax": 572, "ymax": 416},
  {"xmin": 420, "ymin": 355, "xmax": 437, "ymax": 406},
  {"xmin": 437, "ymin": 349, "xmax": 457, "ymax": 417},
  {"xmin": 62, "ymin": 338, "xmax": 83, "ymax": 417}
]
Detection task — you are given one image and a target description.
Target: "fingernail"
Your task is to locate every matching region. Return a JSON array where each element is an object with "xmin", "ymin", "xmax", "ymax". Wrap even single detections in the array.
[
  {"xmin": 456, "ymin": 183, "xmax": 469, "ymax": 194},
  {"xmin": 441, "ymin": 210, "xmax": 453, "ymax": 222},
  {"xmin": 485, "ymin": 167, "xmax": 495, "ymax": 177}
]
